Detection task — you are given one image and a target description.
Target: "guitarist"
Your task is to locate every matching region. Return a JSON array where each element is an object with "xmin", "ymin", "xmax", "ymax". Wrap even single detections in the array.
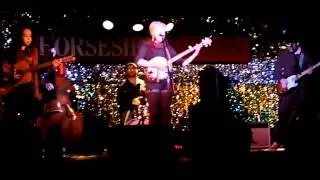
[
  {"xmin": 135, "ymin": 21, "xmax": 202, "ymax": 126},
  {"xmin": 1, "ymin": 27, "xmax": 61, "ymax": 158},
  {"xmin": 270, "ymin": 38, "xmax": 314, "ymax": 151}
]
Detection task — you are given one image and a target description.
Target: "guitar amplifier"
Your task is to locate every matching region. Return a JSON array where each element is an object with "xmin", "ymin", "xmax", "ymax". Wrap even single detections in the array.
[{"xmin": 250, "ymin": 124, "xmax": 271, "ymax": 149}]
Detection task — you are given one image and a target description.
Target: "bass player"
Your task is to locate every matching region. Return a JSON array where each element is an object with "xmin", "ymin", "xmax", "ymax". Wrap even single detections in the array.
[{"xmin": 135, "ymin": 21, "xmax": 202, "ymax": 126}]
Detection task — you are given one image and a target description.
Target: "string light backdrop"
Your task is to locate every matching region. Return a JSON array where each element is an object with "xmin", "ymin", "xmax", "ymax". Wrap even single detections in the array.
[
  {"xmin": 65, "ymin": 57, "xmax": 279, "ymax": 131},
  {"xmin": 1, "ymin": 12, "xmax": 289, "ymax": 130}
]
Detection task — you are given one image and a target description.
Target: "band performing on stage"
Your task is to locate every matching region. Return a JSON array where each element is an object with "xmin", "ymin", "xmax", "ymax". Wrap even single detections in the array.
[{"xmin": 0, "ymin": 18, "xmax": 319, "ymax": 161}]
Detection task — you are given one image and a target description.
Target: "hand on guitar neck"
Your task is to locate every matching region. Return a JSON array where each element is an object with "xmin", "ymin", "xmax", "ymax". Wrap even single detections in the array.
[
  {"xmin": 52, "ymin": 59, "xmax": 63, "ymax": 68},
  {"xmin": 141, "ymin": 37, "xmax": 212, "ymax": 81},
  {"xmin": 181, "ymin": 43, "xmax": 202, "ymax": 67},
  {"xmin": 0, "ymin": 55, "xmax": 76, "ymax": 96}
]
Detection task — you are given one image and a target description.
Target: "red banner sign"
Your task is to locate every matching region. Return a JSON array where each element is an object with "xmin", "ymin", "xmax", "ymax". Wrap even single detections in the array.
[
  {"xmin": 36, "ymin": 35, "xmax": 250, "ymax": 64},
  {"xmin": 169, "ymin": 36, "xmax": 250, "ymax": 63}
]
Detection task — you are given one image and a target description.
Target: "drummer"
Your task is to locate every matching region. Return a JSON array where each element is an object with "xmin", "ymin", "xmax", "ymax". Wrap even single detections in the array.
[{"xmin": 116, "ymin": 63, "xmax": 146, "ymax": 125}]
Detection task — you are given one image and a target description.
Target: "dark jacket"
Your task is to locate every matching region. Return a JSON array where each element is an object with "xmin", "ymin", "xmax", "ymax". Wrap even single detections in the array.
[
  {"xmin": 275, "ymin": 50, "xmax": 313, "ymax": 113},
  {"xmin": 116, "ymin": 78, "xmax": 145, "ymax": 113}
]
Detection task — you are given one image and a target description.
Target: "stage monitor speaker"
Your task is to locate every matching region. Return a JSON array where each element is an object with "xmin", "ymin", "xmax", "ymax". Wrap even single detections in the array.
[{"xmin": 250, "ymin": 124, "xmax": 271, "ymax": 149}]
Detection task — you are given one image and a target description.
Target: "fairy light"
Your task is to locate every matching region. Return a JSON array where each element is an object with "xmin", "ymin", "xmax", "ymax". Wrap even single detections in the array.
[
  {"xmin": 66, "ymin": 57, "xmax": 279, "ymax": 130},
  {"xmin": 1, "ymin": 15, "xmax": 292, "ymax": 130},
  {"xmin": 1, "ymin": 11, "xmax": 40, "ymax": 49}
]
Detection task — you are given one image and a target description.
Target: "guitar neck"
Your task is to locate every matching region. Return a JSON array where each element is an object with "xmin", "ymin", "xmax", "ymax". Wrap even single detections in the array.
[
  {"xmin": 27, "ymin": 61, "xmax": 54, "ymax": 72},
  {"xmin": 169, "ymin": 44, "xmax": 200, "ymax": 63},
  {"xmin": 297, "ymin": 61, "xmax": 320, "ymax": 79}
]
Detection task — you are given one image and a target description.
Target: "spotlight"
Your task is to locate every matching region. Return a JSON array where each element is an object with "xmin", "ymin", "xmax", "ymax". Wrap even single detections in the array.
[
  {"xmin": 132, "ymin": 24, "xmax": 144, "ymax": 31},
  {"xmin": 103, "ymin": 20, "xmax": 114, "ymax": 30},
  {"xmin": 166, "ymin": 23, "xmax": 174, "ymax": 32}
]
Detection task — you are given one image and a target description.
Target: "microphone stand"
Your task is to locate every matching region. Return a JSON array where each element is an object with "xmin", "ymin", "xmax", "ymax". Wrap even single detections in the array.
[{"xmin": 162, "ymin": 37, "xmax": 175, "ymax": 94}]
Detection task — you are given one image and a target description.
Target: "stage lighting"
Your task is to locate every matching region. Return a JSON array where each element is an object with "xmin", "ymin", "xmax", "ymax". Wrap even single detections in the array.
[
  {"xmin": 133, "ymin": 24, "xmax": 144, "ymax": 31},
  {"xmin": 166, "ymin": 23, "xmax": 174, "ymax": 32},
  {"xmin": 103, "ymin": 20, "xmax": 114, "ymax": 30}
]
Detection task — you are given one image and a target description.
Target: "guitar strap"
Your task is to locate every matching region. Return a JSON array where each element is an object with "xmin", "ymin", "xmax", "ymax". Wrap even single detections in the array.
[
  {"xmin": 298, "ymin": 53, "xmax": 304, "ymax": 70},
  {"xmin": 164, "ymin": 46, "xmax": 171, "ymax": 63},
  {"xmin": 30, "ymin": 49, "xmax": 41, "ymax": 100}
]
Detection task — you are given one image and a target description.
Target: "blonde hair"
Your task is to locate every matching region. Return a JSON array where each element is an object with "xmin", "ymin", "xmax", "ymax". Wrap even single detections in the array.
[{"xmin": 149, "ymin": 21, "xmax": 166, "ymax": 39}]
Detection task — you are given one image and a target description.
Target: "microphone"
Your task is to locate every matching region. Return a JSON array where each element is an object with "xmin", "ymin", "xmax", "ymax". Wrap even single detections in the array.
[
  {"xmin": 50, "ymin": 47, "xmax": 57, "ymax": 58},
  {"xmin": 159, "ymin": 33, "xmax": 167, "ymax": 43}
]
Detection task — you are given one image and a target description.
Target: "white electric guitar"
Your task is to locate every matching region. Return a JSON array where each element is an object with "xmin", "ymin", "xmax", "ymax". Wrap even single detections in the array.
[
  {"xmin": 277, "ymin": 61, "xmax": 320, "ymax": 94},
  {"xmin": 145, "ymin": 37, "xmax": 212, "ymax": 81}
]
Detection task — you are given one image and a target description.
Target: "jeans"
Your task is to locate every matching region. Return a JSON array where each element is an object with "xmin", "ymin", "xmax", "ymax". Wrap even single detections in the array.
[{"xmin": 146, "ymin": 89, "xmax": 172, "ymax": 125}]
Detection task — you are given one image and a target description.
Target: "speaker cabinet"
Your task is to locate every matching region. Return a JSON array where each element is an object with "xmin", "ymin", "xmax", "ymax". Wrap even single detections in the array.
[{"xmin": 250, "ymin": 124, "xmax": 271, "ymax": 149}]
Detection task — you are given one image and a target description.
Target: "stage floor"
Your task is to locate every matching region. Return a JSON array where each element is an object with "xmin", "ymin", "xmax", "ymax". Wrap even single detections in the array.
[
  {"xmin": 51, "ymin": 147, "xmax": 286, "ymax": 164},
  {"xmin": 250, "ymin": 147, "xmax": 285, "ymax": 152}
]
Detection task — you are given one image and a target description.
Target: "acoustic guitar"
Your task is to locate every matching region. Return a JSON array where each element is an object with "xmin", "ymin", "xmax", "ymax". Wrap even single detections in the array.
[
  {"xmin": 0, "ymin": 55, "xmax": 76, "ymax": 96},
  {"xmin": 277, "ymin": 61, "xmax": 320, "ymax": 94},
  {"xmin": 145, "ymin": 37, "xmax": 212, "ymax": 82}
]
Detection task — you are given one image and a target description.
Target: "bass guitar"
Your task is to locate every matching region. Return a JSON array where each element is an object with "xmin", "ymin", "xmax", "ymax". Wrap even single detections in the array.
[
  {"xmin": 277, "ymin": 61, "xmax": 320, "ymax": 94},
  {"xmin": 0, "ymin": 55, "xmax": 76, "ymax": 96},
  {"xmin": 145, "ymin": 37, "xmax": 212, "ymax": 81}
]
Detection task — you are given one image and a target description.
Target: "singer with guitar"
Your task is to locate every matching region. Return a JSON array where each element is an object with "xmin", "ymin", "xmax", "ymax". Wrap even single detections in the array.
[
  {"xmin": 0, "ymin": 27, "xmax": 66, "ymax": 159},
  {"xmin": 136, "ymin": 21, "xmax": 210, "ymax": 126},
  {"xmin": 270, "ymin": 39, "xmax": 315, "ymax": 151}
]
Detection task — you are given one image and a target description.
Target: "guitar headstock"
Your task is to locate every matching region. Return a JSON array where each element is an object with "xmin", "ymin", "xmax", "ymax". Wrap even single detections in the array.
[
  {"xmin": 200, "ymin": 36, "xmax": 212, "ymax": 47},
  {"xmin": 59, "ymin": 55, "xmax": 76, "ymax": 63}
]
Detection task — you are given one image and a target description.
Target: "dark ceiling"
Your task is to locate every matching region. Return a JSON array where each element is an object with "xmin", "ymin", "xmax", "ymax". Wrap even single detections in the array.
[{"xmin": 0, "ymin": 7, "xmax": 318, "ymax": 43}]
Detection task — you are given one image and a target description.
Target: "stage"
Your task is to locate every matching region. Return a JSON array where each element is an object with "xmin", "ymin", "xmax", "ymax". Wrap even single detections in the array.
[{"xmin": 5, "ymin": 148, "xmax": 291, "ymax": 177}]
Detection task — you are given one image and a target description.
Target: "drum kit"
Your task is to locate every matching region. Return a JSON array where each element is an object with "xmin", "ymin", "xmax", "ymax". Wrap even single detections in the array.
[
  {"xmin": 123, "ymin": 100, "xmax": 149, "ymax": 126},
  {"xmin": 123, "ymin": 110, "xmax": 149, "ymax": 126}
]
